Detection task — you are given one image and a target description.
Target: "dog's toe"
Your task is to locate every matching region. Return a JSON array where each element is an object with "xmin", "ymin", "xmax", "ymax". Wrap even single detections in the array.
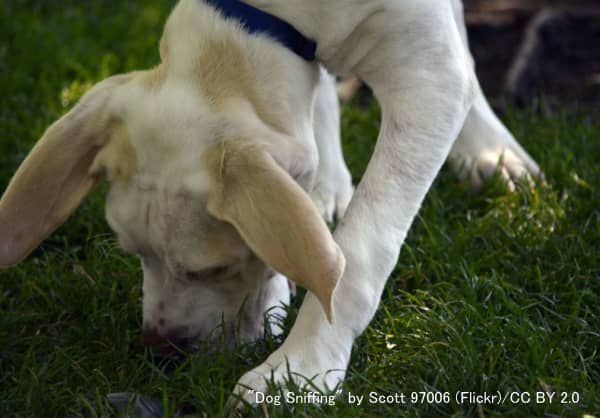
[
  {"xmin": 227, "ymin": 366, "xmax": 271, "ymax": 410},
  {"xmin": 229, "ymin": 337, "xmax": 347, "ymax": 410},
  {"xmin": 310, "ymin": 171, "xmax": 353, "ymax": 222},
  {"xmin": 451, "ymin": 134, "xmax": 542, "ymax": 192}
]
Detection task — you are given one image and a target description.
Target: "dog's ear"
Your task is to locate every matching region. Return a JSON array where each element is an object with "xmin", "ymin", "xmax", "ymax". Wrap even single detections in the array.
[
  {"xmin": 0, "ymin": 73, "xmax": 136, "ymax": 268},
  {"xmin": 206, "ymin": 142, "xmax": 345, "ymax": 323}
]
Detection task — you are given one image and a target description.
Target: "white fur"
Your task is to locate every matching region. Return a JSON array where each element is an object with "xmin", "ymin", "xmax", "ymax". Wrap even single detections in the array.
[
  {"xmin": 1, "ymin": 0, "xmax": 541, "ymax": 403},
  {"xmin": 232, "ymin": 0, "xmax": 539, "ymax": 403},
  {"xmin": 101, "ymin": 1, "xmax": 327, "ymax": 346},
  {"xmin": 310, "ymin": 68, "xmax": 353, "ymax": 221},
  {"xmin": 232, "ymin": 1, "xmax": 475, "ymax": 398}
]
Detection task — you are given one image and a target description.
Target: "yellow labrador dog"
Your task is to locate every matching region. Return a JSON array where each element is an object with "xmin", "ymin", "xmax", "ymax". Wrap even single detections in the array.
[{"xmin": 0, "ymin": 0, "xmax": 539, "ymax": 402}]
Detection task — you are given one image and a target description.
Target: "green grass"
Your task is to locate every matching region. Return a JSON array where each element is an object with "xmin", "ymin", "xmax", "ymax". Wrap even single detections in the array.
[{"xmin": 1, "ymin": 2, "xmax": 599, "ymax": 417}]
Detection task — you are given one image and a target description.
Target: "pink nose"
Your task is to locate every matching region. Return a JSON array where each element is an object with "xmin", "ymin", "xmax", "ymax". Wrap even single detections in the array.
[{"xmin": 141, "ymin": 326, "xmax": 194, "ymax": 355}]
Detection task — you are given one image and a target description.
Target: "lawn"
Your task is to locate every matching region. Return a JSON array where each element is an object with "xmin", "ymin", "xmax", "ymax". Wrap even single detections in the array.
[{"xmin": 1, "ymin": 1, "xmax": 598, "ymax": 417}]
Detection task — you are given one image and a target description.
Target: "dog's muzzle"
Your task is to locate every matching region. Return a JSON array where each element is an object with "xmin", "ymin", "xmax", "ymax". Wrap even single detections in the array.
[{"xmin": 141, "ymin": 326, "xmax": 198, "ymax": 356}]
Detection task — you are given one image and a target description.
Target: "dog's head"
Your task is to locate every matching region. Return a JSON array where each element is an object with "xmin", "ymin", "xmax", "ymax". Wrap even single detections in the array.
[{"xmin": 0, "ymin": 71, "xmax": 344, "ymax": 352}]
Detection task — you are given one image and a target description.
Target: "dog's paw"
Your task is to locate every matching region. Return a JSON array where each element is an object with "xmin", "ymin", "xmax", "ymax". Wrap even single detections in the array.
[
  {"xmin": 310, "ymin": 166, "xmax": 353, "ymax": 223},
  {"xmin": 228, "ymin": 338, "xmax": 347, "ymax": 409},
  {"xmin": 449, "ymin": 129, "xmax": 542, "ymax": 192}
]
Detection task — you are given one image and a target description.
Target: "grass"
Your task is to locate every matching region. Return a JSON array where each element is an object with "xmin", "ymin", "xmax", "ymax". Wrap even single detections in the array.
[{"xmin": 1, "ymin": 1, "xmax": 598, "ymax": 417}]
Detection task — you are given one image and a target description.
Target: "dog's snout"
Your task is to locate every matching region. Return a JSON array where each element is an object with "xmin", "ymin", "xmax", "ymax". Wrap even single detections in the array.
[
  {"xmin": 141, "ymin": 327, "xmax": 171, "ymax": 346},
  {"xmin": 141, "ymin": 326, "xmax": 195, "ymax": 355}
]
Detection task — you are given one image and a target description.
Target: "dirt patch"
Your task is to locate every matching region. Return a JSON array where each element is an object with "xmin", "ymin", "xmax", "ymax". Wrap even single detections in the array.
[{"xmin": 464, "ymin": 0, "xmax": 600, "ymax": 105}]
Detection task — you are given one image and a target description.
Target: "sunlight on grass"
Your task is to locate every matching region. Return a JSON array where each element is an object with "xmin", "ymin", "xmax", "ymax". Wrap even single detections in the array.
[{"xmin": 60, "ymin": 80, "xmax": 93, "ymax": 108}]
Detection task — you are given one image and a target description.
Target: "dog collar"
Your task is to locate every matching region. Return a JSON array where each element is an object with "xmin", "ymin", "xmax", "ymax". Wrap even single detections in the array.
[{"xmin": 203, "ymin": 0, "xmax": 317, "ymax": 61}]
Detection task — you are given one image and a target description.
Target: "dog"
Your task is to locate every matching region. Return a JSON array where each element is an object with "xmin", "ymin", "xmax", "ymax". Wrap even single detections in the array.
[{"xmin": 0, "ymin": 0, "xmax": 540, "ymax": 404}]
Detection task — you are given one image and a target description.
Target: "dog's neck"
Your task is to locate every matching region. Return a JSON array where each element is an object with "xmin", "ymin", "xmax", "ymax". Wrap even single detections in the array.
[
  {"xmin": 159, "ymin": 0, "xmax": 321, "ymax": 143},
  {"xmin": 201, "ymin": 0, "xmax": 317, "ymax": 61}
]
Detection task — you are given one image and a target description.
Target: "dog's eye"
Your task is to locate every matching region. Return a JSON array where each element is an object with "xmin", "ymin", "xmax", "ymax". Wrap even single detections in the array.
[{"xmin": 185, "ymin": 266, "xmax": 228, "ymax": 280}]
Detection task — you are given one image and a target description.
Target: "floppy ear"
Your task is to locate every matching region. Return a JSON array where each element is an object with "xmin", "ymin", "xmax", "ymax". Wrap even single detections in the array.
[
  {"xmin": 206, "ymin": 142, "xmax": 345, "ymax": 323},
  {"xmin": 0, "ymin": 73, "xmax": 135, "ymax": 267}
]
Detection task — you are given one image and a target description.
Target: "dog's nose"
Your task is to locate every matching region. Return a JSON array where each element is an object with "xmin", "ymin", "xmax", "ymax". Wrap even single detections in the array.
[{"xmin": 141, "ymin": 326, "xmax": 194, "ymax": 355}]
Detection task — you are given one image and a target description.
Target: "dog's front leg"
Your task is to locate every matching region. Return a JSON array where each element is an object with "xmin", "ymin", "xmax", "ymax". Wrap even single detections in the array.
[
  {"xmin": 232, "ymin": 0, "xmax": 475, "ymax": 405},
  {"xmin": 310, "ymin": 67, "xmax": 354, "ymax": 222}
]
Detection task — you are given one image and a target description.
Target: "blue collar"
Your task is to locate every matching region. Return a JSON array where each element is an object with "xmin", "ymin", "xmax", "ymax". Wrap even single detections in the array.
[{"xmin": 203, "ymin": 0, "xmax": 317, "ymax": 61}]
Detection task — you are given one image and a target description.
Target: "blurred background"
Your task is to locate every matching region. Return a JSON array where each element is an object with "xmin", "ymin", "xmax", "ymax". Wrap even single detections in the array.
[{"xmin": 463, "ymin": 0, "xmax": 600, "ymax": 106}]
